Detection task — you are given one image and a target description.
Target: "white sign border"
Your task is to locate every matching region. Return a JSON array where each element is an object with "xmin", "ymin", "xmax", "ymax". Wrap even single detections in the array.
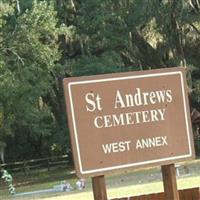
[{"xmin": 67, "ymin": 71, "xmax": 192, "ymax": 175}]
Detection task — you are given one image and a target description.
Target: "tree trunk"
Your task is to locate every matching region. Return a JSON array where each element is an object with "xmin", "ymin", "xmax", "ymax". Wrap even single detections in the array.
[
  {"xmin": 0, "ymin": 147, "xmax": 5, "ymax": 163},
  {"xmin": 169, "ymin": 0, "xmax": 186, "ymax": 67},
  {"xmin": 131, "ymin": 31, "xmax": 164, "ymax": 68}
]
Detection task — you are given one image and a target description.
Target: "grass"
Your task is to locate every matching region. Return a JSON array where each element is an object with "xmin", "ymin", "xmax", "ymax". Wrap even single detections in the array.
[
  {"xmin": 39, "ymin": 176, "xmax": 200, "ymax": 200},
  {"xmin": 0, "ymin": 159, "xmax": 200, "ymax": 200}
]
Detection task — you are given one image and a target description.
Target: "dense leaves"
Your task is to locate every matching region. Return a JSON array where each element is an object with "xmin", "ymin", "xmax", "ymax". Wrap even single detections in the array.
[
  {"xmin": 0, "ymin": 0, "xmax": 200, "ymax": 162},
  {"xmin": 0, "ymin": 1, "xmax": 68, "ymax": 160}
]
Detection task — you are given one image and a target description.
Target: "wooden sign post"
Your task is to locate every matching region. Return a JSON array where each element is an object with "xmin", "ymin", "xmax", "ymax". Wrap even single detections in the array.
[
  {"xmin": 162, "ymin": 164, "xmax": 180, "ymax": 200},
  {"xmin": 92, "ymin": 176, "xmax": 107, "ymax": 200},
  {"xmin": 63, "ymin": 67, "xmax": 195, "ymax": 200}
]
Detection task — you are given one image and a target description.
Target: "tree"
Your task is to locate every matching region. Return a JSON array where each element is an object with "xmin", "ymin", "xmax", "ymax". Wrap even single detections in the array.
[
  {"xmin": 0, "ymin": 1, "xmax": 70, "ymax": 160},
  {"xmin": 1, "ymin": 0, "xmax": 200, "ymax": 162}
]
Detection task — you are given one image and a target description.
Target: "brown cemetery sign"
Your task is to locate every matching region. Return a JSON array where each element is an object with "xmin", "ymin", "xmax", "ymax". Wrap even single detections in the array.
[{"xmin": 63, "ymin": 67, "xmax": 195, "ymax": 178}]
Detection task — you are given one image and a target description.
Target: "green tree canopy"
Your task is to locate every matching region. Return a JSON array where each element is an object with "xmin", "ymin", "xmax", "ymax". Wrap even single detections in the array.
[{"xmin": 1, "ymin": 0, "xmax": 200, "ymax": 161}]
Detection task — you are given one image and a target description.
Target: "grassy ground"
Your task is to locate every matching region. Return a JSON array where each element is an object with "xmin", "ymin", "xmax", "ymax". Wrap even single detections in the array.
[
  {"xmin": 0, "ymin": 159, "xmax": 200, "ymax": 200},
  {"xmin": 40, "ymin": 176, "xmax": 200, "ymax": 200}
]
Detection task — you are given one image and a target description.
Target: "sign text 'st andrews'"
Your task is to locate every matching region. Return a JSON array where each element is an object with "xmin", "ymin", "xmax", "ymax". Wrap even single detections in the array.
[{"xmin": 85, "ymin": 88, "xmax": 172, "ymax": 128}]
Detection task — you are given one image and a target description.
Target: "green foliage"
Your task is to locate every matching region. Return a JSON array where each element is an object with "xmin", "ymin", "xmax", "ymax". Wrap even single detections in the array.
[
  {"xmin": 1, "ymin": 0, "xmax": 200, "ymax": 161},
  {"xmin": 0, "ymin": 2, "xmax": 14, "ymax": 29},
  {"xmin": 0, "ymin": 0, "xmax": 69, "ymax": 160},
  {"xmin": 71, "ymin": 51, "xmax": 125, "ymax": 76}
]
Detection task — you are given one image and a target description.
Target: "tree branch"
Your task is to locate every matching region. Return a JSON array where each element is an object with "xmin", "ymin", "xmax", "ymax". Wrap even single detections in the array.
[
  {"xmin": 2, "ymin": 48, "xmax": 24, "ymax": 66},
  {"xmin": 189, "ymin": 23, "xmax": 200, "ymax": 35},
  {"xmin": 131, "ymin": 31, "xmax": 164, "ymax": 68}
]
